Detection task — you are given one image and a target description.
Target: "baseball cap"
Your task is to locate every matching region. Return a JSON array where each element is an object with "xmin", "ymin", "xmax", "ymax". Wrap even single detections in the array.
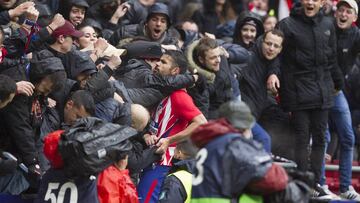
[
  {"xmin": 218, "ymin": 100, "xmax": 256, "ymax": 129},
  {"xmin": 52, "ymin": 21, "xmax": 84, "ymax": 38},
  {"xmin": 337, "ymin": 0, "xmax": 358, "ymax": 15}
]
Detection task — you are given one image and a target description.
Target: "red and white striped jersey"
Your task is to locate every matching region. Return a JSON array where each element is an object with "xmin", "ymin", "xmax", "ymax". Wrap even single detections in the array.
[{"xmin": 149, "ymin": 90, "xmax": 201, "ymax": 166}]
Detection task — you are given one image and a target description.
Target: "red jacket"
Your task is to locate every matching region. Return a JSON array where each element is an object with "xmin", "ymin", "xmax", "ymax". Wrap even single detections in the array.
[{"xmin": 97, "ymin": 165, "xmax": 139, "ymax": 203}]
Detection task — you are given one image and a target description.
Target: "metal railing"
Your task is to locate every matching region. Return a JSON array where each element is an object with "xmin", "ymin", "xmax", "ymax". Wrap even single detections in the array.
[{"xmin": 325, "ymin": 164, "xmax": 360, "ymax": 172}]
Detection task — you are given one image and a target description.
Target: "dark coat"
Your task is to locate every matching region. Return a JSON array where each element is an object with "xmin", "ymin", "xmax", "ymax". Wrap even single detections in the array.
[
  {"xmin": 0, "ymin": 50, "xmax": 65, "ymax": 166},
  {"xmin": 207, "ymin": 55, "xmax": 238, "ymax": 119},
  {"xmin": 0, "ymin": 10, "xmax": 11, "ymax": 25},
  {"xmin": 121, "ymin": 0, "xmax": 149, "ymax": 26},
  {"xmin": 126, "ymin": 87, "xmax": 164, "ymax": 109},
  {"xmin": 187, "ymin": 74, "xmax": 210, "ymax": 118},
  {"xmin": 157, "ymin": 0, "xmax": 183, "ymax": 24},
  {"xmin": 108, "ymin": 22, "xmax": 178, "ymax": 47},
  {"xmin": 239, "ymin": 38, "xmax": 280, "ymax": 119},
  {"xmin": 87, "ymin": 0, "xmax": 148, "ymax": 39},
  {"xmin": 95, "ymin": 98, "xmax": 132, "ymax": 126},
  {"xmin": 0, "ymin": 95, "xmax": 47, "ymax": 166},
  {"xmin": 190, "ymin": 119, "xmax": 279, "ymax": 199},
  {"xmin": 86, "ymin": 1, "xmax": 122, "ymax": 39},
  {"xmin": 115, "ymin": 58, "xmax": 195, "ymax": 109},
  {"xmin": 191, "ymin": 9, "xmax": 219, "ymax": 35},
  {"xmin": 3, "ymin": 25, "xmax": 51, "ymax": 57},
  {"xmin": 336, "ymin": 25, "xmax": 360, "ymax": 78},
  {"xmin": 158, "ymin": 159, "xmax": 196, "ymax": 203},
  {"xmin": 346, "ymin": 57, "xmax": 360, "ymax": 110},
  {"xmin": 116, "ymin": 59, "xmax": 194, "ymax": 94},
  {"xmin": 44, "ymin": 47, "xmax": 116, "ymax": 108},
  {"xmin": 186, "ymin": 40, "xmax": 243, "ymax": 119},
  {"xmin": 277, "ymin": 6, "xmax": 340, "ymax": 111},
  {"xmin": 127, "ymin": 135, "xmax": 161, "ymax": 184},
  {"xmin": 0, "ymin": 26, "xmax": 52, "ymax": 79}
]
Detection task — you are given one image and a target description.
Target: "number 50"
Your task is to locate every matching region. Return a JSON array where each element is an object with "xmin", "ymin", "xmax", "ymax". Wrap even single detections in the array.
[{"xmin": 44, "ymin": 182, "xmax": 78, "ymax": 203}]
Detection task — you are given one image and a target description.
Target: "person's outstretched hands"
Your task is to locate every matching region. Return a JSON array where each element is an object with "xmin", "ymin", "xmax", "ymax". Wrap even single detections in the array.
[
  {"xmin": 110, "ymin": 2, "xmax": 131, "ymax": 24},
  {"xmin": 8, "ymin": 1, "xmax": 35, "ymax": 19}
]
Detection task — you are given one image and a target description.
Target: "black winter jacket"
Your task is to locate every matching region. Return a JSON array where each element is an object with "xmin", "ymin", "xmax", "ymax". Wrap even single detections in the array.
[
  {"xmin": 87, "ymin": 0, "xmax": 148, "ymax": 39},
  {"xmin": 44, "ymin": 46, "xmax": 116, "ymax": 103},
  {"xmin": 277, "ymin": 7, "xmax": 340, "ymax": 111},
  {"xmin": 239, "ymin": 38, "xmax": 281, "ymax": 119},
  {"xmin": 191, "ymin": 10, "xmax": 219, "ymax": 36},
  {"xmin": 116, "ymin": 59, "xmax": 195, "ymax": 94},
  {"xmin": 0, "ymin": 95, "xmax": 47, "ymax": 166},
  {"xmin": 347, "ymin": 58, "xmax": 360, "ymax": 110},
  {"xmin": 127, "ymin": 135, "xmax": 161, "ymax": 184},
  {"xmin": 0, "ymin": 49, "xmax": 65, "ymax": 166},
  {"xmin": 0, "ymin": 10, "xmax": 10, "ymax": 25},
  {"xmin": 187, "ymin": 40, "xmax": 242, "ymax": 118},
  {"xmin": 108, "ymin": 22, "xmax": 178, "ymax": 47},
  {"xmin": 336, "ymin": 25, "xmax": 360, "ymax": 78},
  {"xmin": 127, "ymin": 87, "xmax": 164, "ymax": 109},
  {"xmin": 207, "ymin": 56, "xmax": 238, "ymax": 118}
]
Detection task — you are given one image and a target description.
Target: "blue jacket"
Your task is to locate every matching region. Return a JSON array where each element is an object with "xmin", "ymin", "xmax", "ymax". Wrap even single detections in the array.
[{"xmin": 191, "ymin": 133, "xmax": 271, "ymax": 201}]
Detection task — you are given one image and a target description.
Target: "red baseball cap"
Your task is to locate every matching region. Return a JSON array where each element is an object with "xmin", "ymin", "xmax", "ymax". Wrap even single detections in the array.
[{"xmin": 51, "ymin": 20, "xmax": 84, "ymax": 38}]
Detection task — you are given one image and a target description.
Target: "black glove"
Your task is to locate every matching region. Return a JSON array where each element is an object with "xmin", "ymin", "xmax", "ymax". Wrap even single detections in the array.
[
  {"xmin": 0, "ymin": 158, "xmax": 17, "ymax": 176},
  {"xmin": 193, "ymin": 74, "xmax": 207, "ymax": 94},
  {"xmin": 22, "ymin": 163, "xmax": 42, "ymax": 191},
  {"xmin": 286, "ymin": 169, "xmax": 315, "ymax": 188}
]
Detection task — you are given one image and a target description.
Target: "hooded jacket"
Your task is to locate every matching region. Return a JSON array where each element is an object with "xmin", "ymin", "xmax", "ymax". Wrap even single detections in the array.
[
  {"xmin": 276, "ymin": 5, "xmax": 341, "ymax": 111},
  {"xmin": 190, "ymin": 119, "xmax": 288, "ymax": 201},
  {"xmin": 108, "ymin": 21, "xmax": 178, "ymax": 47},
  {"xmin": 186, "ymin": 40, "xmax": 242, "ymax": 119},
  {"xmin": 233, "ymin": 11, "xmax": 264, "ymax": 50},
  {"xmin": 0, "ymin": 50, "xmax": 65, "ymax": 166},
  {"xmin": 336, "ymin": 24, "xmax": 360, "ymax": 79}
]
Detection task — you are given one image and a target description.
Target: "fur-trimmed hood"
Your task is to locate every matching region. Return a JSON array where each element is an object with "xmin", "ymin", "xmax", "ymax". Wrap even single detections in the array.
[{"xmin": 185, "ymin": 39, "xmax": 216, "ymax": 83}]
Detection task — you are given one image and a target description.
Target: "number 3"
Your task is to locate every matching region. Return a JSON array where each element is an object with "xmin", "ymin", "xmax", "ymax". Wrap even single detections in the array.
[
  {"xmin": 44, "ymin": 182, "xmax": 78, "ymax": 203},
  {"xmin": 192, "ymin": 148, "xmax": 208, "ymax": 186}
]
